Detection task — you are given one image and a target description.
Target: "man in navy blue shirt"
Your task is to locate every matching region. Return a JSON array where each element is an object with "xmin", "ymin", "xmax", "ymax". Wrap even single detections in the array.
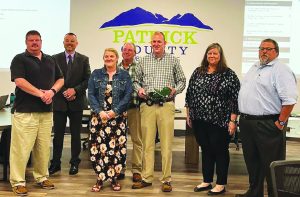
[{"xmin": 10, "ymin": 30, "xmax": 64, "ymax": 196}]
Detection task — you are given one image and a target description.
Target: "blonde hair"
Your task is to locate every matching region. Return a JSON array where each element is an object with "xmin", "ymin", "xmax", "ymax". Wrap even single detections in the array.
[
  {"xmin": 103, "ymin": 48, "xmax": 119, "ymax": 59},
  {"xmin": 122, "ymin": 42, "xmax": 137, "ymax": 53},
  {"xmin": 152, "ymin": 31, "xmax": 165, "ymax": 41}
]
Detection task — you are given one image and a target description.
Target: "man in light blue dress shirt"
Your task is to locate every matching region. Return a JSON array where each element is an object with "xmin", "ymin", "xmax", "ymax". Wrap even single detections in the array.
[{"xmin": 237, "ymin": 38, "xmax": 298, "ymax": 197}]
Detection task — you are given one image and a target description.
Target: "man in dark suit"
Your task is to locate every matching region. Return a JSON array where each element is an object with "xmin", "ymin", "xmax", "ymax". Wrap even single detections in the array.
[{"xmin": 49, "ymin": 33, "xmax": 91, "ymax": 175}]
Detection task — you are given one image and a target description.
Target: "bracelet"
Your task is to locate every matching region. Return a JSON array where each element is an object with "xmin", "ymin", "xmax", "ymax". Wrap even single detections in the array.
[
  {"xmin": 50, "ymin": 88, "xmax": 57, "ymax": 94},
  {"xmin": 230, "ymin": 119, "xmax": 238, "ymax": 124}
]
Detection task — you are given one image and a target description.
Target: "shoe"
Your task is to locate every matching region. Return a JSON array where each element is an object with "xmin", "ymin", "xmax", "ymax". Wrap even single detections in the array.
[
  {"xmin": 117, "ymin": 173, "xmax": 125, "ymax": 180},
  {"xmin": 69, "ymin": 164, "xmax": 78, "ymax": 175},
  {"xmin": 37, "ymin": 180, "xmax": 55, "ymax": 189},
  {"xmin": 12, "ymin": 185, "xmax": 28, "ymax": 196},
  {"xmin": 194, "ymin": 184, "xmax": 212, "ymax": 192},
  {"xmin": 235, "ymin": 189, "xmax": 252, "ymax": 197},
  {"xmin": 132, "ymin": 173, "xmax": 142, "ymax": 182},
  {"xmin": 155, "ymin": 137, "xmax": 160, "ymax": 144},
  {"xmin": 161, "ymin": 181, "xmax": 172, "ymax": 192},
  {"xmin": 91, "ymin": 180, "xmax": 103, "ymax": 192},
  {"xmin": 111, "ymin": 181, "xmax": 122, "ymax": 191},
  {"xmin": 207, "ymin": 188, "xmax": 226, "ymax": 195},
  {"xmin": 132, "ymin": 180, "xmax": 152, "ymax": 189},
  {"xmin": 48, "ymin": 164, "xmax": 61, "ymax": 175}
]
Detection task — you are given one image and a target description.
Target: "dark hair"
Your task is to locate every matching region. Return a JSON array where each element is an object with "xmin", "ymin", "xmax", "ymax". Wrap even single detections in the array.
[
  {"xmin": 65, "ymin": 32, "xmax": 77, "ymax": 37},
  {"xmin": 261, "ymin": 38, "xmax": 279, "ymax": 55},
  {"xmin": 198, "ymin": 43, "xmax": 228, "ymax": 74},
  {"xmin": 25, "ymin": 30, "xmax": 41, "ymax": 40}
]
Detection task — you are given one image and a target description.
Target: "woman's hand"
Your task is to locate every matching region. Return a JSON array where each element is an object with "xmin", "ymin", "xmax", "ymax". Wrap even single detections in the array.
[
  {"xmin": 106, "ymin": 110, "xmax": 116, "ymax": 120},
  {"xmin": 186, "ymin": 115, "xmax": 192, "ymax": 128},
  {"xmin": 186, "ymin": 107, "xmax": 192, "ymax": 128},
  {"xmin": 228, "ymin": 121, "xmax": 237, "ymax": 135},
  {"xmin": 99, "ymin": 111, "xmax": 108, "ymax": 120}
]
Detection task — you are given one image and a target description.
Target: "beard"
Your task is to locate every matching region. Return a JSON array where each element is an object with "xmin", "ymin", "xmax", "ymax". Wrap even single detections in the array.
[{"xmin": 259, "ymin": 55, "xmax": 269, "ymax": 65}]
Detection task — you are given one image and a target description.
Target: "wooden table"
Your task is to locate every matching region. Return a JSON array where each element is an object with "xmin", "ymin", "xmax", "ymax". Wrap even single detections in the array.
[
  {"xmin": 83, "ymin": 109, "xmax": 200, "ymax": 165},
  {"xmin": 174, "ymin": 109, "xmax": 199, "ymax": 165}
]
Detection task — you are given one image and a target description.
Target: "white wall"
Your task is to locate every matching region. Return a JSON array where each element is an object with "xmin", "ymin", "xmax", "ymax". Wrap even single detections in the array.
[
  {"xmin": 1, "ymin": 0, "xmax": 300, "ymax": 112},
  {"xmin": 0, "ymin": 71, "xmax": 14, "ymax": 96},
  {"xmin": 71, "ymin": 0, "xmax": 244, "ymax": 109}
]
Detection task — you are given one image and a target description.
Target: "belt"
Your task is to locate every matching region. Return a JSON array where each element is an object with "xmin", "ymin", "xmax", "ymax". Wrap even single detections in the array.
[
  {"xmin": 128, "ymin": 103, "xmax": 139, "ymax": 109},
  {"xmin": 240, "ymin": 113, "xmax": 279, "ymax": 120},
  {"xmin": 141, "ymin": 98, "xmax": 174, "ymax": 106}
]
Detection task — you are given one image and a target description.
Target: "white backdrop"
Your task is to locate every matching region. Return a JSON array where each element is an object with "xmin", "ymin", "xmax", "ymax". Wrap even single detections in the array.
[
  {"xmin": 2, "ymin": 0, "xmax": 299, "ymax": 112},
  {"xmin": 71, "ymin": 0, "xmax": 244, "ymax": 109}
]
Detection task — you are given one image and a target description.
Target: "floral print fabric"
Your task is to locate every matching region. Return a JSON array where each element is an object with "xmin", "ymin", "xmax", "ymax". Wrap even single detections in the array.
[{"xmin": 89, "ymin": 82, "xmax": 127, "ymax": 182}]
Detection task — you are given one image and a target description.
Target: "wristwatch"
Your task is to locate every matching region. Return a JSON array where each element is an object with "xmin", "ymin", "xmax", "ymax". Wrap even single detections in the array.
[
  {"xmin": 278, "ymin": 119, "xmax": 286, "ymax": 126},
  {"xmin": 50, "ymin": 88, "xmax": 57, "ymax": 94}
]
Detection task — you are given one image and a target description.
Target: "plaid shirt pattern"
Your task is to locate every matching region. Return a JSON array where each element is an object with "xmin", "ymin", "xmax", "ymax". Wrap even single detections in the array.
[
  {"xmin": 119, "ymin": 61, "xmax": 140, "ymax": 107},
  {"xmin": 134, "ymin": 53, "xmax": 186, "ymax": 96}
]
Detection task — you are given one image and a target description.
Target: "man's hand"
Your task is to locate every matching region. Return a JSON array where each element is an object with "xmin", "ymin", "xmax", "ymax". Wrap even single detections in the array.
[
  {"xmin": 275, "ymin": 121, "xmax": 285, "ymax": 131},
  {"xmin": 63, "ymin": 88, "xmax": 76, "ymax": 100},
  {"xmin": 40, "ymin": 89, "xmax": 54, "ymax": 104},
  {"xmin": 167, "ymin": 86, "xmax": 176, "ymax": 97},
  {"xmin": 138, "ymin": 88, "xmax": 147, "ymax": 99},
  {"xmin": 66, "ymin": 95, "xmax": 76, "ymax": 101}
]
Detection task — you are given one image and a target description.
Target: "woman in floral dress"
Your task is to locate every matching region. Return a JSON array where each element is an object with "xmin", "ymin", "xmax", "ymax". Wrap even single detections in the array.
[{"xmin": 88, "ymin": 48, "xmax": 132, "ymax": 192}]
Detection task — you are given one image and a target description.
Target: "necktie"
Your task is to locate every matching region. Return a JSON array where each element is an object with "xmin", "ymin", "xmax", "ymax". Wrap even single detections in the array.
[
  {"xmin": 68, "ymin": 55, "xmax": 72, "ymax": 66},
  {"xmin": 66, "ymin": 55, "xmax": 73, "ymax": 82}
]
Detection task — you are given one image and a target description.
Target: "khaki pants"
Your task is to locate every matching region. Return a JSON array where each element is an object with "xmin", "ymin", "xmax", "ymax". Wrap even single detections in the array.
[
  {"xmin": 10, "ymin": 112, "xmax": 53, "ymax": 187},
  {"xmin": 140, "ymin": 102, "xmax": 175, "ymax": 183},
  {"xmin": 128, "ymin": 108, "xmax": 143, "ymax": 174}
]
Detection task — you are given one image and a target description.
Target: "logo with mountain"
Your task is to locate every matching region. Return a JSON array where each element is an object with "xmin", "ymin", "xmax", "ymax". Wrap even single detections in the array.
[{"xmin": 100, "ymin": 7, "xmax": 213, "ymax": 30}]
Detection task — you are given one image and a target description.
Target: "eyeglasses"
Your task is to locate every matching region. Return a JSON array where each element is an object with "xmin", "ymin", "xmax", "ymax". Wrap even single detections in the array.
[{"xmin": 259, "ymin": 47, "xmax": 275, "ymax": 51}]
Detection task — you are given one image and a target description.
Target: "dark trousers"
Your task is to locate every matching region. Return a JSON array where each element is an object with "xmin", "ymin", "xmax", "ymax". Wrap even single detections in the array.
[
  {"xmin": 239, "ymin": 118, "xmax": 285, "ymax": 197},
  {"xmin": 52, "ymin": 111, "xmax": 83, "ymax": 166},
  {"xmin": 192, "ymin": 120, "xmax": 230, "ymax": 185}
]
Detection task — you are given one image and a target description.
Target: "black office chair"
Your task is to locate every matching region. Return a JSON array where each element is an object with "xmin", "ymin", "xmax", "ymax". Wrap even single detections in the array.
[
  {"xmin": 81, "ymin": 115, "xmax": 90, "ymax": 150},
  {"xmin": 0, "ymin": 128, "xmax": 11, "ymax": 181},
  {"xmin": 80, "ymin": 95, "xmax": 90, "ymax": 150},
  {"xmin": 270, "ymin": 160, "xmax": 300, "ymax": 197}
]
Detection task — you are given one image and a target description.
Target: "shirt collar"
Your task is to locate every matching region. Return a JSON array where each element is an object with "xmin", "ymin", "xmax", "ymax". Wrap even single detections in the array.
[
  {"xmin": 25, "ymin": 50, "xmax": 44, "ymax": 58},
  {"xmin": 119, "ymin": 60, "xmax": 135, "ymax": 70},
  {"xmin": 101, "ymin": 66, "xmax": 121, "ymax": 74},
  {"xmin": 65, "ymin": 51, "xmax": 75, "ymax": 59},
  {"xmin": 151, "ymin": 52, "xmax": 166, "ymax": 60},
  {"xmin": 255, "ymin": 58, "xmax": 279, "ymax": 68}
]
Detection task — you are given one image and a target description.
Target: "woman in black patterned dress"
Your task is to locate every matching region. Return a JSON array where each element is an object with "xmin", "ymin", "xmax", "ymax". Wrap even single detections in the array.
[
  {"xmin": 88, "ymin": 48, "xmax": 132, "ymax": 192},
  {"xmin": 185, "ymin": 43, "xmax": 240, "ymax": 195}
]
